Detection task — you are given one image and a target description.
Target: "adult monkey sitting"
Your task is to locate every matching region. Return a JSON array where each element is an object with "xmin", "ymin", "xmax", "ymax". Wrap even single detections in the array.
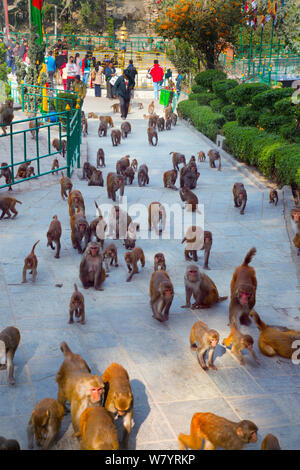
[{"xmin": 113, "ymin": 70, "xmax": 134, "ymax": 120}]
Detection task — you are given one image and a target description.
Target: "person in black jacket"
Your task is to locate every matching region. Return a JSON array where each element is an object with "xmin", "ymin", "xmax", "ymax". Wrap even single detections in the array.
[{"xmin": 113, "ymin": 70, "xmax": 134, "ymax": 120}]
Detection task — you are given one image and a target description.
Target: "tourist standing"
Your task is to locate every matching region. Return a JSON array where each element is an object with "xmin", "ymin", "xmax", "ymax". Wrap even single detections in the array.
[
  {"xmin": 75, "ymin": 53, "xmax": 81, "ymax": 76},
  {"xmin": 113, "ymin": 70, "xmax": 134, "ymax": 120},
  {"xmin": 105, "ymin": 61, "xmax": 116, "ymax": 99},
  {"xmin": 176, "ymin": 72, "xmax": 183, "ymax": 99},
  {"xmin": 125, "ymin": 59, "xmax": 137, "ymax": 98},
  {"xmin": 46, "ymin": 51, "xmax": 56, "ymax": 88},
  {"xmin": 148, "ymin": 59, "xmax": 164, "ymax": 101},
  {"xmin": 71, "ymin": 75, "xmax": 87, "ymax": 105},
  {"xmin": 81, "ymin": 54, "xmax": 90, "ymax": 87},
  {"xmin": 66, "ymin": 56, "xmax": 77, "ymax": 91},
  {"xmin": 92, "ymin": 62, "xmax": 104, "ymax": 97}
]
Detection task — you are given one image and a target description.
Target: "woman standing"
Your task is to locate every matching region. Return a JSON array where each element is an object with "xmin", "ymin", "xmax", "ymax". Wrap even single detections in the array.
[
  {"xmin": 93, "ymin": 62, "xmax": 104, "ymax": 97},
  {"xmin": 75, "ymin": 53, "xmax": 81, "ymax": 76},
  {"xmin": 81, "ymin": 54, "xmax": 90, "ymax": 87}
]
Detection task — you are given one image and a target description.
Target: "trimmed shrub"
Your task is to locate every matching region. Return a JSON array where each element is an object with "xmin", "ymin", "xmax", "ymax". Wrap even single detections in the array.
[
  {"xmin": 226, "ymin": 83, "xmax": 270, "ymax": 106},
  {"xmin": 252, "ymin": 88, "xmax": 294, "ymax": 110},
  {"xmin": 221, "ymin": 104, "xmax": 236, "ymax": 121},
  {"xmin": 212, "ymin": 79, "xmax": 239, "ymax": 102},
  {"xmin": 196, "ymin": 92, "xmax": 217, "ymax": 106},
  {"xmin": 279, "ymin": 123, "xmax": 300, "ymax": 143},
  {"xmin": 188, "ymin": 93, "xmax": 202, "ymax": 101},
  {"xmin": 177, "ymin": 100, "xmax": 225, "ymax": 141},
  {"xmin": 236, "ymin": 106, "xmax": 260, "ymax": 127},
  {"xmin": 258, "ymin": 113, "xmax": 290, "ymax": 133},
  {"xmin": 274, "ymin": 98, "xmax": 295, "ymax": 116},
  {"xmin": 210, "ymin": 98, "xmax": 225, "ymax": 113},
  {"xmin": 194, "ymin": 69, "xmax": 226, "ymax": 91},
  {"xmin": 274, "ymin": 144, "xmax": 300, "ymax": 186},
  {"xmin": 191, "ymin": 84, "xmax": 205, "ymax": 94}
]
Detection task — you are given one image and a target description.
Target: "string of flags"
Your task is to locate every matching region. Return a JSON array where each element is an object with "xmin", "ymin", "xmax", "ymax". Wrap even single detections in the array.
[{"xmin": 244, "ymin": 0, "xmax": 286, "ymax": 30}]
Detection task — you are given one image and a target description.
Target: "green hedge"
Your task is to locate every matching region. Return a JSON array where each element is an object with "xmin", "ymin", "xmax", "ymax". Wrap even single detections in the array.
[
  {"xmin": 191, "ymin": 84, "xmax": 206, "ymax": 94},
  {"xmin": 236, "ymin": 106, "xmax": 260, "ymax": 127},
  {"xmin": 177, "ymin": 100, "xmax": 225, "ymax": 141},
  {"xmin": 212, "ymin": 79, "xmax": 239, "ymax": 102},
  {"xmin": 221, "ymin": 104, "xmax": 236, "ymax": 121},
  {"xmin": 252, "ymin": 88, "xmax": 294, "ymax": 109},
  {"xmin": 258, "ymin": 113, "xmax": 290, "ymax": 133},
  {"xmin": 210, "ymin": 98, "xmax": 225, "ymax": 113},
  {"xmin": 226, "ymin": 83, "xmax": 270, "ymax": 106},
  {"xmin": 196, "ymin": 92, "xmax": 217, "ymax": 106},
  {"xmin": 274, "ymin": 98, "xmax": 295, "ymax": 116},
  {"xmin": 188, "ymin": 93, "xmax": 201, "ymax": 101},
  {"xmin": 194, "ymin": 69, "xmax": 226, "ymax": 91}
]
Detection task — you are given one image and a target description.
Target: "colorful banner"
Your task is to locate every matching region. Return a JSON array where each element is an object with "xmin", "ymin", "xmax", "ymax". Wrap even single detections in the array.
[{"xmin": 31, "ymin": 0, "xmax": 44, "ymax": 44}]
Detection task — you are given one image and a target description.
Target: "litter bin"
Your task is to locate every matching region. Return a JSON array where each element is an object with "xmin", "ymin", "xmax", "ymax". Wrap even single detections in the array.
[{"xmin": 159, "ymin": 89, "xmax": 171, "ymax": 106}]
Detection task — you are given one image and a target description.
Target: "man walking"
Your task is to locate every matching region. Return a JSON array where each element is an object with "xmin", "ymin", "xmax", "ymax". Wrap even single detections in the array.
[
  {"xmin": 105, "ymin": 61, "xmax": 116, "ymax": 99},
  {"xmin": 148, "ymin": 59, "xmax": 164, "ymax": 101},
  {"xmin": 113, "ymin": 70, "xmax": 134, "ymax": 120},
  {"xmin": 46, "ymin": 51, "xmax": 56, "ymax": 88},
  {"xmin": 125, "ymin": 59, "xmax": 137, "ymax": 98}
]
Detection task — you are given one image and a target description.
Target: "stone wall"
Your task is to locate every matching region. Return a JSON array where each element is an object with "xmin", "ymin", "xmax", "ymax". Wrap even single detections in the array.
[{"xmin": 106, "ymin": 0, "xmax": 160, "ymax": 35}]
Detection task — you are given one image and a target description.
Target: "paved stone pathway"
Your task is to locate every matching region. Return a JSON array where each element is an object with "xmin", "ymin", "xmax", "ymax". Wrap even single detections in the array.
[{"xmin": 0, "ymin": 93, "xmax": 299, "ymax": 450}]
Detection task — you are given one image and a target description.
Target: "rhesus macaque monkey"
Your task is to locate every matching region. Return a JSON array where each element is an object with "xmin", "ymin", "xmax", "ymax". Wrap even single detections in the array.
[
  {"xmin": 233, "ymin": 182, "xmax": 247, "ymax": 215},
  {"xmin": 90, "ymin": 203, "xmax": 107, "ymax": 248},
  {"xmin": 149, "ymin": 271, "xmax": 174, "ymax": 322},
  {"xmin": 170, "ymin": 152, "xmax": 186, "ymax": 171},
  {"xmin": 131, "ymin": 159, "xmax": 138, "ymax": 171},
  {"xmin": 124, "ymin": 166, "xmax": 135, "ymax": 185},
  {"xmin": 69, "ymin": 283, "xmax": 85, "ymax": 324},
  {"xmin": 88, "ymin": 169, "xmax": 104, "ymax": 187},
  {"xmin": 171, "ymin": 112, "xmax": 177, "ymax": 126},
  {"xmin": 25, "ymin": 166, "xmax": 35, "ymax": 178},
  {"xmin": 123, "ymin": 222, "xmax": 139, "ymax": 250},
  {"xmin": 269, "ymin": 189, "xmax": 278, "ymax": 206},
  {"xmin": 27, "ymin": 398, "xmax": 64, "ymax": 450},
  {"xmin": 0, "ymin": 326, "xmax": 20, "ymax": 385},
  {"xmin": 190, "ymin": 321, "xmax": 219, "ymax": 371},
  {"xmin": 148, "ymin": 101, "xmax": 155, "ymax": 115},
  {"xmin": 124, "ymin": 247, "xmax": 145, "ymax": 282},
  {"xmin": 16, "ymin": 161, "xmax": 30, "ymax": 179},
  {"xmin": 0, "ymin": 98, "xmax": 14, "ymax": 135},
  {"xmin": 97, "ymin": 148, "xmax": 105, "ymax": 168},
  {"xmin": 68, "ymin": 190, "xmax": 85, "ymax": 216},
  {"xmin": 60, "ymin": 172, "xmax": 73, "ymax": 200},
  {"xmin": 108, "ymin": 205, "xmax": 132, "ymax": 240},
  {"xmin": 79, "ymin": 242, "xmax": 106, "ymax": 291},
  {"xmin": 0, "ymin": 162, "xmax": 12, "ymax": 190},
  {"xmin": 182, "ymin": 227, "xmax": 212, "ymax": 270},
  {"xmin": 178, "ymin": 412, "xmax": 258, "ymax": 450},
  {"xmin": 181, "ymin": 265, "xmax": 227, "ymax": 309},
  {"xmin": 229, "ymin": 248, "xmax": 257, "ymax": 327},
  {"xmin": 81, "ymin": 111, "xmax": 88, "ymax": 137},
  {"xmin": 29, "ymin": 119, "xmax": 42, "ymax": 139},
  {"xmin": 293, "ymin": 233, "xmax": 300, "ymax": 255},
  {"xmin": 98, "ymin": 120, "xmax": 108, "ymax": 137},
  {"xmin": 198, "ymin": 151, "xmax": 206, "ymax": 162},
  {"xmin": 163, "ymin": 169, "xmax": 177, "ymax": 190},
  {"xmin": 47, "ymin": 215, "xmax": 62, "ymax": 259},
  {"xmin": 22, "ymin": 240, "xmax": 39, "ymax": 283},
  {"xmin": 290, "ymin": 207, "xmax": 300, "ymax": 223},
  {"xmin": 100, "ymin": 116, "xmax": 114, "ymax": 128},
  {"xmin": 222, "ymin": 326, "xmax": 259, "ymax": 366},
  {"xmin": 121, "ymin": 121, "xmax": 131, "ymax": 138},
  {"xmin": 180, "ymin": 163, "xmax": 200, "ymax": 190},
  {"xmin": 157, "ymin": 117, "xmax": 165, "ymax": 131},
  {"xmin": 261, "ymin": 434, "xmax": 281, "ymax": 450},
  {"xmin": 148, "ymin": 202, "xmax": 166, "ymax": 235},
  {"xmin": 52, "ymin": 138, "xmax": 66, "ymax": 159},
  {"xmin": 77, "ymin": 407, "xmax": 119, "ymax": 450},
  {"xmin": 0, "ymin": 436, "xmax": 20, "ymax": 450},
  {"xmin": 149, "ymin": 114, "xmax": 159, "ymax": 128},
  {"xmin": 138, "ymin": 164, "xmax": 149, "ymax": 187},
  {"xmin": 147, "ymin": 127, "xmax": 158, "ymax": 146},
  {"xmin": 82, "ymin": 162, "xmax": 96, "ymax": 180},
  {"xmin": 111, "ymin": 129, "xmax": 122, "ymax": 146},
  {"xmin": 0, "ymin": 196, "xmax": 22, "ymax": 219},
  {"xmin": 250, "ymin": 310, "xmax": 300, "ymax": 358},
  {"xmin": 138, "ymin": 103, "xmax": 144, "ymax": 110},
  {"xmin": 166, "ymin": 117, "xmax": 172, "ymax": 130},
  {"xmin": 208, "ymin": 149, "xmax": 221, "ymax": 171},
  {"xmin": 111, "ymin": 103, "xmax": 120, "ymax": 113},
  {"xmin": 154, "ymin": 253, "xmax": 166, "ymax": 271},
  {"xmin": 164, "ymin": 104, "xmax": 172, "ymax": 121},
  {"xmin": 56, "ymin": 342, "xmax": 105, "ymax": 433},
  {"xmin": 103, "ymin": 243, "xmax": 118, "ymax": 273},
  {"xmin": 70, "ymin": 213, "xmax": 90, "ymax": 254},
  {"xmin": 116, "ymin": 156, "xmax": 130, "ymax": 176},
  {"xmin": 106, "ymin": 173, "xmax": 125, "ymax": 202},
  {"xmin": 88, "ymin": 112, "xmax": 98, "ymax": 119},
  {"xmin": 51, "ymin": 158, "xmax": 59, "ymax": 175},
  {"xmin": 180, "ymin": 187, "xmax": 200, "ymax": 213},
  {"xmin": 102, "ymin": 363, "xmax": 134, "ymax": 450}
]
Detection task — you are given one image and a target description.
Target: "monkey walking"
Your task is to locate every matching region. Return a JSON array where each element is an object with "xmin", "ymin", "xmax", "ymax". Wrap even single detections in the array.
[
  {"xmin": 69, "ymin": 284, "xmax": 85, "ymax": 324},
  {"xmin": 0, "ymin": 196, "xmax": 22, "ymax": 219},
  {"xmin": 222, "ymin": 326, "xmax": 260, "ymax": 366},
  {"xmin": 0, "ymin": 326, "xmax": 21, "ymax": 385},
  {"xmin": 27, "ymin": 398, "xmax": 65, "ymax": 450},
  {"xmin": 269, "ymin": 189, "xmax": 279, "ymax": 206},
  {"xmin": 22, "ymin": 241, "xmax": 39, "ymax": 283},
  {"xmin": 190, "ymin": 321, "xmax": 219, "ymax": 371},
  {"xmin": 47, "ymin": 215, "xmax": 62, "ymax": 259}
]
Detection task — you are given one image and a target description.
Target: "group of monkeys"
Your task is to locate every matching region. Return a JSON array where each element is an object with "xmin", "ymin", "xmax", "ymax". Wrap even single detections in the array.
[{"xmin": 0, "ymin": 99, "xmax": 299, "ymax": 451}]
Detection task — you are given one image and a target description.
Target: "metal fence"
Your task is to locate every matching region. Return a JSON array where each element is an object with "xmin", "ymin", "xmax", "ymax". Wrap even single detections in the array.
[{"xmin": 21, "ymin": 83, "xmax": 79, "ymax": 114}]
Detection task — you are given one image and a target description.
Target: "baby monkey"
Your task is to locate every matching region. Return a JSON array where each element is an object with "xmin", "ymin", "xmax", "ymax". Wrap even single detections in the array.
[
  {"xmin": 154, "ymin": 253, "xmax": 166, "ymax": 271},
  {"xmin": 190, "ymin": 321, "xmax": 219, "ymax": 371},
  {"xmin": 69, "ymin": 284, "xmax": 85, "ymax": 324},
  {"xmin": 222, "ymin": 326, "xmax": 260, "ymax": 366},
  {"xmin": 103, "ymin": 243, "xmax": 118, "ymax": 273},
  {"xmin": 22, "ymin": 241, "xmax": 39, "ymax": 283}
]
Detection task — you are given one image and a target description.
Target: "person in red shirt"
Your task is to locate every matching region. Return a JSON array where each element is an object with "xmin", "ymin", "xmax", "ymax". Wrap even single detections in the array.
[{"xmin": 148, "ymin": 59, "xmax": 164, "ymax": 100}]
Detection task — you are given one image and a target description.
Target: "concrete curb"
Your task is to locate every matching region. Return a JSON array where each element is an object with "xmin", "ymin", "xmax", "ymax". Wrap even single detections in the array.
[{"xmin": 282, "ymin": 185, "xmax": 300, "ymax": 281}]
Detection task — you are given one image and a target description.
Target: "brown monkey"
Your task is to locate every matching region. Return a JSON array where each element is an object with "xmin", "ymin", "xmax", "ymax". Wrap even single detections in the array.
[
  {"xmin": 27, "ymin": 398, "xmax": 64, "ymax": 450},
  {"xmin": 148, "ymin": 101, "xmax": 154, "ymax": 115},
  {"xmin": 293, "ymin": 233, "xmax": 300, "ymax": 255},
  {"xmin": 180, "ymin": 164, "xmax": 200, "ymax": 190},
  {"xmin": 60, "ymin": 172, "xmax": 73, "ymax": 200},
  {"xmin": 138, "ymin": 164, "xmax": 149, "ymax": 187},
  {"xmin": 171, "ymin": 112, "xmax": 177, "ymax": 126},
  {"xmin": 82, "ymin": 162, "xmax": 96, "ymax": 180},
  {"xmin": 198, "ymin": 151, "xmax": 206, "ymax": 162},
  {"xmin": 96, "ymin": 148, "xmax": 105, "ymax": 168},
  {"xmin": 269, "ymin": 189, "xmax": 278, "ymax": 206},
  {"xmin": 157, "ymin": 117, "xmax": 165, "ymax": 131},
  {"xmin": 0, "ymin": 326, "xmax": 20, "ymax": 385},
  {"xmin": 250, "ymin": 310, "xmax": 300, "ymax": 359},
  {"xmin": 124, "ymin": 166, "xmax": 135, "ymax": 185},
  {"xmin": 29, "ymin": 119, "xmax": 42, "ymax": 139},
  {"xmin": 0, "ymin": 98, "xmax": 14, "ymax": 135},
  {"xmin": 233, "ymin": 183, "xmax": 247, "ymax": 215},
  {"xmin": 22, "ymin": 241, "xmax": 39, "ymax": 283},
  {"xmin": 102, "ymin": 363, "xmax": 133, "ymax": 450},
  {"xmin": 164, "ymin": 104, "xmax": 172, "ymax": 121},
  {"xmin": 180, "ymin": 187, "xmax": 200, "ymax": 213},
  {"xmin": 149, "ymin": 271, "xmax": 174, "ymax": 322},
  {"xmin": 81, "ymin": 111, "xmax": 88, "ymax": 137},
  {"xmin": 69, "ymin": 283, "xmax": 85, "ymax": 324},
  {"xmin": 121, "ymin": 121, "xmax": 131, "ymax": 138},
  {"xmin": 178, "ymin": 413, "xmax": 258, "ymax": 450},
  {"xmin": 90, "ymin": 203, "xmax": 107, "ymax": 248},
  {"xmin": 77, "ymin": 407, "xmax": 119, "ymax": 450},
  {"xmin": 103, "ymin": 243, "xmax": 118, "ymax": 273},
  {"xmin": 51, "ymin": 158, "xmax": 59, "ymax": 175},
  {"xmin": 79, "ymin": 242, "xmax": 106, "ymax": 291},
  {"xmin": 47, "ymin": 215, "xmax": 62, "ymax": 259},
  {"xmin": 56, "ymin": 342, "xmax": 105, "ymax": 433},
  {"xmin": 100, "ymin": 116, "xmax": 114, "ymax": 128},
  {"xmin": 0, "ymin": 436, "xmax": 20, "ymax": 450},
  {"xmin": 52, "ymin": 138, "xmax": 66, "ymax": 159},
  {"xmin": 148, "ymin": 202, "xmax": 166, "ymax": 235},
  {"xmin": 0, "ymin": 196, "xmax": 22, "ymax": 219},
  {"xmin": 111, "ymin": 103, "xmax": 120, "ymax": 113},
  {"xmin": 68, "ymin": 190, "xmax": 85, "ymax": 216},
  {"xmin": 163, "ymin": 169, "xmax": 177, "ymax": 190},
  {"xmin": 123, "ymin": 222, "xmax": 138, "ymax": 250},
  {"xmin": 111, "ymin": 129, "xmax": 122, "ymax": 146},
  {"xmin": 182, "ymin": 227, "xmax": 212, "ymax": 270},
  {"xmin": 106, "ymin": 173, "xmax": 125, "ymax": 202},
  {"xmin": 290, "ymin": 207, "xmax": 300, "ymax": 223},
  {"xmin": 88, "ymin": 169, "xmax": 104, "ymax": 187},
  {"xmin": 16, "ymin": 161, "xmax": 30, "ymax": 179},
  {"xmin": 208, "ymin": 149, "xmax": 221, "ymax": 171},
  {"xmin": 261, "ymin": 434, "xmax": 281, "ymax": 450},
  {"xmin": 229, "ymin": 248, "xmax": 257, "ymax": 327},
  {"xmin": 124, "ymin": 247, "xmax": 145, "ymax": 282},
  {"xmin": 116, "ymin": 156, "xmax": 130, "ymax": 176},
  {"xmin": 131, "ymin": 159, "xmax": 138, "ymax": 171},
  {"xmin": 0, "ymin": 162, "xmax": 12, "ymax": 190},
  {"xmin": 138, "ymin": 103, "xmax": 144, "ymax": 110},
  {"xmin": 154, "ymin": 253, "xmax": 166, "ymax": 271},
  {"xmin": 108, "ymin": 206, "xmax": 132, "ymax": 240},
  {"xmin": 181, "ymin": 265, "xmax": 227, "ymax": 309},
  {"xmin": 98, "ymin": 120, "xmax": 108, "ymax": 137},
  {"xmin": 88, "ymin": 112, "xmax": 98, "ymax": 119},
  {"xmin": 148, "ymin": 116, "xmax": 157, "ymax": 129},
  {"xmin": 25, "ymin": 166, "xmax": 35, "ymax": 178},
  {"xmin": 222, "ymin": 326, "xmax": 259, "ymax": 366},
  {"xmin": 70, "ymin": 213, "xmax": 90, "ymax": 254},
  {"xmin": 190, "ymin": 321, "xmax": 219, "ymax": 371},
  {"xmin": 170, "ymin": 152, "xmax": 186, "ymax": 171},
  {"xmin": 147, "ymin": 127, "xmax": 158, "ymax": 146},
  {"xmin": 166, "ymin": 117, "xmax": 172, "ymax": 130}
]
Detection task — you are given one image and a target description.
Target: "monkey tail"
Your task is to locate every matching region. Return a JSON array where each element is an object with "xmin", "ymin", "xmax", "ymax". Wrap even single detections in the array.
[
  {"xmin": 153, "ymin": 135, "xmax": 158, "ymax": 146},
  {"xmin": 60, "ymin": 341, "xmax": 72, "ymax": 355},
  {"xmin": 74, "ymin": 283, "xmax": 78, "ymax": 292},
  {"xmin": 31, "ymin": 240, "xmax": 40, "ymax": 254},
  {"xmin": 94, "ymin": 200, "xmax": 102, "ymax": 216},
  {"xmin": 250, "ymin": 310, "xmax": 267, "ymax": 331},
  {"xmin": 243, "ymin": 247, "xmax": 256, "ymax": 266},
  {"xmin": 218, "ymin": 296, "xmax": 228, "ymax": 302},
  {"xmin": 15, "ymin": 200, "xmax": 22, "ymax": 205}
]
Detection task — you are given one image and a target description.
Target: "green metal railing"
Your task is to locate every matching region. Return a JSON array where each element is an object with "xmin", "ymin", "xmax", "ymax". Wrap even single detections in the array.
[{"xmin": 21, "ymin": 83, "xmax": 79, "ymax": 114}]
